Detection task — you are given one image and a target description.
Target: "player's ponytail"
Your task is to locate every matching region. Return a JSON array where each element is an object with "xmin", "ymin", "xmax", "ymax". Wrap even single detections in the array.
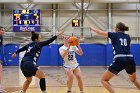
[
  {"xmin": 116, "ymin": 22, "xmax": 129, "ymax": 32},
  {"xmin": 124, "ymin": 26, "xmax": 129, "ymax": 31},
  {"xmin": 31, "ymin": 31, "xmax": 39, "ymax": 41}
]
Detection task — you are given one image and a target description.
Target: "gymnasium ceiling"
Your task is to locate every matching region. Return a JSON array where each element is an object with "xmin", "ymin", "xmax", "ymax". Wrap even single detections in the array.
[
  {"xmin": 0, "ymin": 0, "xmax": 139, "ymax": 3},
  {"xmin": 0, "ymin": 0, "xmax": 139, "ymax": 44}
]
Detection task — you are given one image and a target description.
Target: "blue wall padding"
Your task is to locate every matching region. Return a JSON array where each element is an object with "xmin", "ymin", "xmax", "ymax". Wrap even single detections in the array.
[
  {"xmin": 105, "ymin": 44, "xmax": 140, "ymax": 66},
  {"xmin": 49, "ymin": 44, "xmax": 59, "ymax": 66},
  {"xmin": 58, "ymin": 44, "xmax": 64, "ymax": 66},
  {"xmin": 37, "ymin": 44, "xmax": 59, "ymax": 66},
  {"xmin": 130, "ymin": 44, "xmax": 140, "ymax": 66},
  {"xmin": 37, "ymin": 45, "xmax": 50, "ymax": 66},
  {"xmin": 106, "ymin": 44, "xmax": 113, "ymax": 66},
  {"xmin": 2, "ymin": 44, "xmax": 19, "ymax": 66},
  {"xmin": 1, "ymin": 44, "xmax": 140, "ymax": 66},
  {"xmin": 76, "ymin": 44, "xmax": 106, "ymax": 66}
]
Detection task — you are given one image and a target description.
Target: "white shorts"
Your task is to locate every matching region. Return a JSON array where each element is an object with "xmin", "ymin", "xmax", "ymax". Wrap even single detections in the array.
[{"xmin": 64, "ymin": 63, "xmax": 79, "ymax": 70}]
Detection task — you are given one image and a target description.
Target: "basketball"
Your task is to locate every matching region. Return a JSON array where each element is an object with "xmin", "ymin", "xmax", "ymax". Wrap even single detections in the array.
[{"xmin": 68, "ymin": 36, "xmax": 79, "ymax": 46}]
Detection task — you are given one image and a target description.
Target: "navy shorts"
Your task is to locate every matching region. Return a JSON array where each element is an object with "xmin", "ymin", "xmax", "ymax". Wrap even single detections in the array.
[
  {"xmin": 108, "ymin": 57, "xmax": 136, "ymax": 75},
  {"xmin": 20, "ymin": 62, "xmax": 38, "ymax": 77}
]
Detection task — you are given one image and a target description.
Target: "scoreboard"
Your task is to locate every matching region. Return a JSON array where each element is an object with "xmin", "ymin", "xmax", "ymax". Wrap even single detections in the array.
[
  {"xmin": 72, "ymin": 19, "xmax": 80, "ymax": 27},
  {"xmin": 13, "ymin": 9, "xmax": 40, "ymax": 32}
]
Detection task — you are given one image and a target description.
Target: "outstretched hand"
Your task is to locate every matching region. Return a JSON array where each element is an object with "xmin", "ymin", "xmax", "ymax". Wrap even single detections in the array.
[
  {"xmin": 12, "ymin": 53, "xmax": 16, "ymax": 58},
  {"xmin": 77, "ymin": 40, "xmax": 80, "ymax": 47},
  {"xmin": 56, "ymin": 29, "xmax": 65, "ymax": 36},
  {"xmin": 90, "ymin": 26, "xmax": 108, "ymax": 37}
]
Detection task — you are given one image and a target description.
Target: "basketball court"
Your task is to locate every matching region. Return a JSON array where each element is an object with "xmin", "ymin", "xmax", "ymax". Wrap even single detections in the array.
[
  {"xmin": 0, "ymin": 0, "xmax": 140, "ymax": 93},
  {"xmin": 2, "ymin": 67, "xmax": 140, "ymax": 93}
]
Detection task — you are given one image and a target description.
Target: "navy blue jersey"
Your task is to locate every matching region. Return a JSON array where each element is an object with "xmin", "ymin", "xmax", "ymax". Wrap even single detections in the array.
[
  {"xmin": 16, "ymin": 36, "xmax": 57, "ymax": 65},
  {"xmin": 108, "ymin": 32, "xmax": 131, "ymax": 55},
  {"xmin": 0, "ymin": 36, "xmax": 3, "ymax": 62}
]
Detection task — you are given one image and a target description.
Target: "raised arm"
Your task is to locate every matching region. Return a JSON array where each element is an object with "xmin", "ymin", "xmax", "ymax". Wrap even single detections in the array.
[
  {"xmin": 16, "ymin": 45, "xmax": 28, "ymax": 54},
  {"xmin": 76, "ymin": 42, "xmax": 83, "ymax": 56},
  {"xmin": 90, "ymin": 27, "xmax": 108, "ymax": 37},
  {"xmin": 38, "ymin": 35, "xmax": 57, "ymax": 47},
  {"xmin": 38, "ymin": 29, "xmax": 65, "ymax": 48},
  {"xmin": 59, "ymin": 45, "xmax": 70, "ymax": 58},
  {"xmin": 12, "ymin": 45, "xmax": 28, "ymax": 58},
  {"xmin": 56, "ymin": 29, "xmax": 65, "ymax": 36}
]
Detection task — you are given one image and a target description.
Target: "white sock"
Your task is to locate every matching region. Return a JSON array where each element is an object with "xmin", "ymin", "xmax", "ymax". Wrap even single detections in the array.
[
  {"xmin": 42, "ymin": 91, "xmax": 47, "ymax": 93},
  {"xmin": 0, "ymin": 84, "xmax": 6, "ymax": 92},
  {"xmin": 80, "ymin": 91, "xmax": 84, "ymax": 93}
]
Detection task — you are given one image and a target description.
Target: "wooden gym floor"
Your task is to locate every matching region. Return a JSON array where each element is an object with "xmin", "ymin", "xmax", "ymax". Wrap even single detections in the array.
[{"xmin": 1, "ymin": 67, "xmax": 140, "ymax": 93}]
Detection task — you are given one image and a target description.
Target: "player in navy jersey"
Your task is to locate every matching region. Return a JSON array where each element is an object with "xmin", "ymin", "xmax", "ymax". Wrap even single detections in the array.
[
  {"xmin": 12, "ymin": 29, "xmax": 65, "ymax": 93},
  {"xmin": 0, "ymin": 27, "xmax": 6, "ymax": 93},
  {"xmin": 90, "ymin": 22, "xmax": 140, "ymax": 93}
]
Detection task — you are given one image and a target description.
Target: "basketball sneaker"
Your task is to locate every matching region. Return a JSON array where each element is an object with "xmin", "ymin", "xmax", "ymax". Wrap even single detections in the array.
[{"xmin": 67, "ymin": 90, "xmax": 71, "ymax": 93}]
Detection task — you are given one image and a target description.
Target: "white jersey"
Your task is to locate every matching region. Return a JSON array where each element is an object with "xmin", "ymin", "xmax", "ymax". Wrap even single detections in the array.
[{"xmin": 59, "ymin": 45, "xmax": 79, "ymax": 66}]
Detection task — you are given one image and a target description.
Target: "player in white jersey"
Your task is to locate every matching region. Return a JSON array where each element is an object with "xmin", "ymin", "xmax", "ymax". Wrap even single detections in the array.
[{"xmin": 59, "ymin": 35, "xmax": 84, "ymax": 93}]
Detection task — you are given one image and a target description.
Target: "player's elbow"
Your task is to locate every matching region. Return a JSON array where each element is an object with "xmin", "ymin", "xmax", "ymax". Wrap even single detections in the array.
[
  {"xmin": 79, "ymin": 52, "xmax": 83, "ymax": 56},
  {"xmin": 61, "ymin": 53, "xmax": 66, "ymax": 58},
  {"xmin": 61, "ymin": 54, "xmax": 64, "ymax": 58}
]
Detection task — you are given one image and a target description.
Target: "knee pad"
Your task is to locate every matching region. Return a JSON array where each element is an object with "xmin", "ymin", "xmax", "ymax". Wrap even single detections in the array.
[{"xmin": 40, "ymin": 78, "xmax": 46, "ymax": 91}]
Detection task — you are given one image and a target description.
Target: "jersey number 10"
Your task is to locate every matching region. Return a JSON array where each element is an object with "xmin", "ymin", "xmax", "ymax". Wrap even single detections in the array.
[{"xmin": 119, "ymin": 38, "xmax": 127, "ymax": 46}]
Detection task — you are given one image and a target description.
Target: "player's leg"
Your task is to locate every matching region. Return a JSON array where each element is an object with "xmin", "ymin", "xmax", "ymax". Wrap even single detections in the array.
[
  {"xmin": 21, "ymin": 63, "xmax": 46, "ymax": 93},
  {"xmin": 128, "ymin": 73, "xmax": 140, "ymax": 89},
  {"xmin": 73, "ymin": 67, "xmax": 84, "ymax": 93},
  {"xmin": 0, "ymin": 62, "xmax": 2, "ymax": 82},
  {"xmin": 20, "ymin": 65, "xmax": 33, "ymax": 93},
  {"xmin": 102, "ymin": 58, "xmax": 124, "ymax": 93},
  {"xmin": 0, "ymin": 62, "xmax": 6, "ymax": 93},
  {"xmin": 101, "ymin": 70, "xmax": 115, "ymax": 93},
  {"xmin": 65, "ymin": 68, "xmax": 74, "ymax": 93},
  {"xmin": 35, "ymin": 69, "xmax": 47, "ymax": 93},
  {"xmin": 21, "ymin": 77, "xmax": 33, "ymax": 93},
  {"xmin": 125, "ymin": 57, "xmax": 140, "ymax": 89}
]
